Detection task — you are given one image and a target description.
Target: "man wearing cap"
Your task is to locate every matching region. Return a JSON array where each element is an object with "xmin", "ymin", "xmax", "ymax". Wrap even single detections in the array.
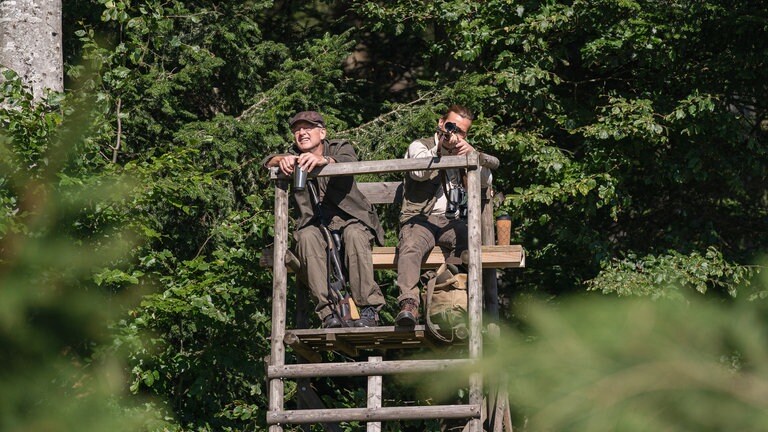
[{"xmin": 262, "ymin": 111, "xmax": 385, "ymax": 328}]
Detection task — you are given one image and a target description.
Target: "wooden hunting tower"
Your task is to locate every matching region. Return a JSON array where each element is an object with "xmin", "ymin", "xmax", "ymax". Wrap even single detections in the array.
[{"xmin": 262, "ymin": 153, "xmax": 525, "ymax": 431}]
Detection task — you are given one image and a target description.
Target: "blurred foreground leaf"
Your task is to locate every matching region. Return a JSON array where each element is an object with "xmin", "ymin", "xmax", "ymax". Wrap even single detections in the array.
[
  {"xmin": 420, "ymin": 267, "xmax": 768, "ymax": 431},
  {"xmin": 475, "ymin": 287, "xmax": 768, "ymax": 431},
  {"xmin": 0, "ymin": 79, "xmax": 160, "ymax": 431}
]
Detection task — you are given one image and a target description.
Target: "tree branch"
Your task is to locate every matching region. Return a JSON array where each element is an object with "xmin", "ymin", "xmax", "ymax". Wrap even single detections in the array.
[{"xmin": 112, "ymin": 97, "xmax": 122, "ymax": 163}]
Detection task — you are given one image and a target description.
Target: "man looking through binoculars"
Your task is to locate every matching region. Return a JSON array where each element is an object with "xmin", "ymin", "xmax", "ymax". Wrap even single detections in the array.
[{"xmin": 394, "ymin": 104, "xmax": 491, "ymax": 327}]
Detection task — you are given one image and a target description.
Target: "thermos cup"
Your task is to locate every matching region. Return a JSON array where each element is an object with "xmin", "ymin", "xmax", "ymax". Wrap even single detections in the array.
[{"xmin": 294, "ymin": 162, "xmax": 308, "ymax": 191}]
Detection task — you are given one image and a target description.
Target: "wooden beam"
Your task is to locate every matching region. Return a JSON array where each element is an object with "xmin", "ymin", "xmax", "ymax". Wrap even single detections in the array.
[
  {"xmin": 282, "ymin": 325, "xmax": 434, "ymax": 352},
  {"xmin": 460, "ymin": 245, "xmax": 525, "ymax": 268},
  {"xmin": 371, "ymin": 246, "xmax": 449, "ymax": 269},
  {"xmin": 270, "ymin": 155, "xmax": 479, "ymax": 179},
  {"xmin": 479, "ymin": 153, "xmax": 500, "ymax": 170},
  {"xmin": 356, "ymin": 181, "xmax": 403, "ymax": 205},
  {"xmin": 268, "ymin": 404, "xmax": 481, "ymax": 424},
  {"xmin": 481, "ymin": 186, "xmax": 499, "ymax": 319},
  {"xmin": 375, "ymin": 245, "xmax": 524, "ymax": 269},
  {"xmin": 262, "ymin": 245, "xmax": 524, "ymax": 270},
  {"xmin": 284, "ymin": 332, "xmax": 322, "ymax": 363},
  {"xmin": 268, "ymin": 358, "xmax": 472, "ymax": 379},
  {"xmin": 325, "ymin": 332, "xmax": 358, "ymax": 357}
]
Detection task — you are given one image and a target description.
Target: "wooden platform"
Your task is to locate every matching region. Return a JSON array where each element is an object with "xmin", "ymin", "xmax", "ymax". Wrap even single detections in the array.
[{"xmin": 282, "ymin": 325, "xmax": 452, "ymax": 361}]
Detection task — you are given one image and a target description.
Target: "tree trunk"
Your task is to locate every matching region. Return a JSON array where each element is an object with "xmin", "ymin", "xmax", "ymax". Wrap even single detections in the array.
[{"xmin": 0, "ymin": 0, "xmax": 63, "ymax": 101}]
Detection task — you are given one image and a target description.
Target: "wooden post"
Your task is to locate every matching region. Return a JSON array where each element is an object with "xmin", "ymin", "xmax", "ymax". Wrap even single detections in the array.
[
  {"xmin": 481, "ymin": 186, "xmax": 499, "ymax": 319},
  {"xmin": 465, "ymin": 153, "xmax": 483, "ymax": 432},
  {"xmin": 269, "ymin": 179, "xmax": 290, "ymax": 432},
  {"xmin": 367, "ymin": 357, "xmax": 383, "ymax": 432}
]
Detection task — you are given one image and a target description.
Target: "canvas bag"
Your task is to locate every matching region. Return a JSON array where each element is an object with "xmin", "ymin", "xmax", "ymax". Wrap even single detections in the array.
[{"xmin": 421, "ymin": 263, "xmax": 469, "ymax": 343}]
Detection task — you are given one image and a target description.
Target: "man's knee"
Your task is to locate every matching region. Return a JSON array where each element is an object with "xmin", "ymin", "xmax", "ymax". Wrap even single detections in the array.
[
  {"xmin": 342, "ymin": 225, "xmax": 372, "ymax": 251},
  {"xmin": 398, "ymin": 227, "xmax": 434, "ymax": 256},
  {"xmin": 295, "ymin": 226, "xmax": 323, "ymax": 245}
]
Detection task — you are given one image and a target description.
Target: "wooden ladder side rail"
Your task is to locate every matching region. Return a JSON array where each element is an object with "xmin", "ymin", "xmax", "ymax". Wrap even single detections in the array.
[
  {"xmin": 269, "ymin": 179, "xmax": 290, "ymax": 432},
  {"xmin": 466, "ymin": 165, "xmax": 484, "ymax": 432},
  {"xmin": 267, "ymin": 153, "xmax": 499, "ymax": 432}
]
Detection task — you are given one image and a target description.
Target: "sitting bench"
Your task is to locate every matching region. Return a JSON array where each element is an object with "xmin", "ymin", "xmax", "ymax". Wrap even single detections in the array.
[{"xmin": 259, "ymin": 181, "xmax": 525, "ymax": 272}]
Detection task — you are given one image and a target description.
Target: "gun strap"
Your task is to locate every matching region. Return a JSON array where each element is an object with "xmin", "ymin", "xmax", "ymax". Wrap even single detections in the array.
[{"xmin": 440, "ymin": 168, "xmax": 466, "ymax": 208}]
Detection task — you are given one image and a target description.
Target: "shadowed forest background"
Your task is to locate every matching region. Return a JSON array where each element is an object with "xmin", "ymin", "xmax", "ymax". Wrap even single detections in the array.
[{"xmin": 1, "ymin": 1, "xmax": 767, "ymax": 431}]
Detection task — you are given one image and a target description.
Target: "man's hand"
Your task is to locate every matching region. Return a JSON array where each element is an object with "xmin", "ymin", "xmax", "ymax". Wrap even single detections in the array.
[
  {"xmin": 275, "ymin": 155, "xmax": 298, "ymax": 176},
  {"xmin": 269, "ymin": 153, "xmax": 330, "ymax": 176},
  {"xmin": 453, "ymin": 137, "xmax": 475, "ymax": 156},
  {"xmin": 441, "ymin": 132, "xmax": 475, "ymax": 156},
  {"xmin": 296, "ymin": 152, "xmax": 330, "ymax": 173}
]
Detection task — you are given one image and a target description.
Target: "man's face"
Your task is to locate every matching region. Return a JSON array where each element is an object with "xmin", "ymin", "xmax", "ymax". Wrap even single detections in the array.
[
  {"xmin": 291, "ymin": 120, "xmax": 326, "ymax": 153},
  {"xmin": 438, "ymin": 112, "xmax": 472, "ymax": 149}
]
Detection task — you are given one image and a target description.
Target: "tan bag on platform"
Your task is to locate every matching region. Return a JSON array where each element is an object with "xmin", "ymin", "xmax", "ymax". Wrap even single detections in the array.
[{"xmin": 421, "ymin": 263, "xmax": 468, "ymax": 343}]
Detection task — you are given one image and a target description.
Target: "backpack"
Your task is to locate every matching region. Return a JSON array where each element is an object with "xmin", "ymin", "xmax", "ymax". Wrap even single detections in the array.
[{"xmin": 420, "ymin": 263, "xmax": 469, "ymax": 343}]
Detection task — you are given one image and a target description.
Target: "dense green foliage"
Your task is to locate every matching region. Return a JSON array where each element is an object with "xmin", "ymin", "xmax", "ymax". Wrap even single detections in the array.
[{"xmin": 2, "ymin": 0, "xmax": 767, "ymax": 430}]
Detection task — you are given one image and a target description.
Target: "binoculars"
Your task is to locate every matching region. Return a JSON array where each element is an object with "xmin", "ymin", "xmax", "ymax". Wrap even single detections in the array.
[
  {"xmin": 445, "ymin": 186, "xmax": 468, "ymax": 219},
  {"xmin": 444, "ymin": 121, "xmax": 459, "ymax": 134}
]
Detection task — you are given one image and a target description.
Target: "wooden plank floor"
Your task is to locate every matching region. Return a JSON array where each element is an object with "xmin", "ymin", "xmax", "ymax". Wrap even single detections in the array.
[{"xmin": 282, "ymin": 325, "xmax": 463, "ymax": 359}]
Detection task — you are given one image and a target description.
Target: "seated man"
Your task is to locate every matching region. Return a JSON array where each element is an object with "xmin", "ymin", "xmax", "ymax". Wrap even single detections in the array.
[
  {"xmin": 395, "ymin": 104, "xmax": 490, "ymax": 326},
  {"xmin": 263, "ymin": 111, "xmax": 385, "ymax": 328}
]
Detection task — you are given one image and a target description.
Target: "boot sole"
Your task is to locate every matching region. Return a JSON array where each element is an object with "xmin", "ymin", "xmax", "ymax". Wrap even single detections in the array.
[
  {"xmin": 322, "ymin": 317, "xmax": 343, "ymax": 328},
  {"xmin": 355, "ymin": 320, "xmax": 379, "ymax": 327}
]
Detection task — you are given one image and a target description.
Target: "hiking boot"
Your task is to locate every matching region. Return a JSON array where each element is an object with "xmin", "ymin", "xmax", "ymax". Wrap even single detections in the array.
[
  {"xmin": 322, "ymin": 314, "xmax": 342, "ymax": 329},
  {"xmin": 395, "ymin": 299, "xmax": 419, "ymax": 327},
  {"xmin": 355, "ymin": 306, "xmax": 380, "ymax": 327}
]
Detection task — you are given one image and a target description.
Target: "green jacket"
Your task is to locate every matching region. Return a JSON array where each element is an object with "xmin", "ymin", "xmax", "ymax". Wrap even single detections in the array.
[{"xmin": 263, "ymin": 139, "xmax": 385, "ymax": 245}]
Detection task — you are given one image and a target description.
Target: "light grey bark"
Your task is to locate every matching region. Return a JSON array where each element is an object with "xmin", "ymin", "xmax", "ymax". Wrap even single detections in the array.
[{"xmin": 0, "ymin": 0, "xmax": 63, "ymax": 101}]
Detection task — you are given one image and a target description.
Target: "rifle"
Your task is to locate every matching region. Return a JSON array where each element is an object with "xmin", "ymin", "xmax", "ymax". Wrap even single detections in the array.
[{"xmin": 306, "ymin": 180, "xmax": 360, "ymax": 326}]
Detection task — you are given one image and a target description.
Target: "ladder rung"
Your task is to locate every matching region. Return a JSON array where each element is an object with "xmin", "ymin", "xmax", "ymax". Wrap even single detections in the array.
[
  {"xmin": 268, "ymin": 404, "xmax": 480, "ymax": 424},
  {"xmin": 268, "ymin": 358, "xmax": 473, "ymax": 379}
]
